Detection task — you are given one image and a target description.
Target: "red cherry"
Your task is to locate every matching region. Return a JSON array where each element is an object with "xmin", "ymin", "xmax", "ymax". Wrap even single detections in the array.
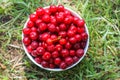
[
  {"xmin": 36, "ymin": 47, "xmax": 45, "ymax": 55},
  {"xmin": 36, "ymin": 7, "xmax": 45, "ymax": 16},
  {"xmin": 41, "ymin": 33, "xmax": 50, "ymax": 41},
  {"xmin": 52, "ymin": 51, "xmax": 59, "ymax": 58},
  {"xmin": 73, "ymin": 56, "xmax": 79, "ymax": 62},
  {"xmin": 39, "ymin": 22, "xmax": 47, "ymax": 31},
  {"xmin": 59, "ymin": 38, "xmax": 67, "ymax": 45},
  {"xmin": 77, "ymin": 19, "xmax": 85, "ymax": 27},
  {"xmin": 73, "ymin": 17, "xmax": 79, "ymax": 24},
  {"xmin": 55, "ymin": 44, "xmax": 63, "ymax": 51},
  {"xmin": 29, "ymin": 14, "xmax": 38, "ymax": 22},
  {"xmin": 64, "ymin": 10, "xmax": 71, "ymax": 16},
  {"xmin": 65, "ymin": 42, "xmax": 72, "ymax": 49},
  {"xmin": 80, "ymin": 41, "xmax": 87, "ymax": 49},
  {"xmin": 49, "ymin": 58, "xmax": 54, "ymax": 64},
  {"xmin": 42, "ymin": 14, "xmax": 50, "ymax": 23},
  {"xmin": 51, "ymin": 34, "xmax": 57, "ymax": 40},
  {"xmin": 49, "ymin": 64, "xmax": 55, "ymax": 68},
  {"xmin": 31, "ymin": 27, "xmax": 37, "ymax": 32},
  {"xmin": 48, "ymin": 23, "xmax": 56, "ymax": 32},
  {"xmin": 64, "ymin": 15, "xmax": 73, "ymax": 24},
  {"xmin": 44, "ymin": 9, "xmax": 51, "ymax": 15},
  {"xmin": 27, "ymin": 20, "xmax": 34, "ymax": 28},
  {"xmin": 56, "ymin": 13, "xmax": 64, "ymax": 23},
  {"xmin": 75, "ymin": 34, "xmax": 81, "ymax": 42},
  {"xmin": 59, "ymin": 31, "xmax": 67, "ymax": 38},
  {"xmin": 70, "ymin": 50, "xmax": 75, "ymax": 56},
  {"xmin": 46, "ymin": 38, "xmax": 53, "ymax": 45},
  {"xmin": 29, "ymin": 32, "xmax": 38, "ymax": 40},
  {"xmin": 35, "ymin": 57, "xmax": 42, "ymax": 64},
  {"xmin": 81, "ymin": 32, "xmax": 88, "ymax": 41},
  {"xmin": 23, "ymin": 37, "xmax": 31, "ymax": 45},
  {"xmin": 42, "ymin": 42, "xmax": 47, "ymax": 48},
  {"xmin": 69, "ymin": 37, "xmax": 77, "ymax": 44},
  {"xmin": 50, "ymin": 16, "xmax": 57, "ymax": 25},
  {"xmin": 77, "ymin": 27, "xmax": 85, "ymax": 34},
  {"xmin": 54, "ymin": 58, "xmax": 61, "ymax": 65},
  {"xmin": 56, "ymin": 26, "xmax": 60, "ymax": 33},
  {"xmin": 35, "ymin": 19, "xmax": 42, "ymax": 26},
  {"xmin": 57, "ymin": 5, "xmax": 64, "ymax": 12},
  {"xmin": 67, "ymin": 30, "xmax": 75, "ymax": 37},
  {"xmin": 60, "ymin": 62, "xmax": 67, "ymax": 69},
  {"xmin": 50, "ymin": 5, "xmax": 57, "ymax": 13},
  {"xmin": 59, "ymin": 23, "xmax": 67, "ymax": 31},
  {"xmin": 27, "ymin": 45, "xmax": 33, "ymax": 53},
  {"xmin": 31, "ymin": 41, "xmax": 39, "ymax": 49},
  {"xmin": 76, "ymin": 49, "xmax": 84, "ymax": 57},
  {"xmin": 23, "ymin": 28, "xmax": 31, "ymax": 35},
  {"xmin": 65, "ymin": 57, "xmax": 73, "ymax": 66},
  {"xmin": 69, "ymin": 25, "xmax": 77, "ymax": 33},
  {"xmin": 42, "ymin": 52, "xmax": 51, "ymax": 60},
  {"xmin": 47, "ymin": 44, "xmax": 55, "ymax": 52},
  {"xmin": 74, "ymin": 43, "xmax": 81, "ymax": 50},
  {"xmin": 41, "ymin": 61, "xmax": 49, "ymax": 68},
  {"xmin": 31, "ymin": 50, "xmax": 38, "ymax": 57},
  {"xmin": 61, "ymin": 49, "xmax": 69, "ymax": 57}
]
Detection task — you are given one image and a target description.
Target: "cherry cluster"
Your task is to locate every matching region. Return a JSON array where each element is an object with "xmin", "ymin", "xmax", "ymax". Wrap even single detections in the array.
[{"xmin": 23, "ymin": 5, "xmax": 88, "ymax": 69}]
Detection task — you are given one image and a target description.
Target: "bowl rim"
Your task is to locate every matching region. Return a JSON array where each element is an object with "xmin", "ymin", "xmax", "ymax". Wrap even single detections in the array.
[{"xmin": 22, "ymin": 6, "xmax": 89, "ymax": 71}]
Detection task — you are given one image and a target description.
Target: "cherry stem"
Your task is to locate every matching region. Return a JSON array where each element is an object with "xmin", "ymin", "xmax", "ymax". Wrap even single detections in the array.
[{"xmin": 52, "ymin": 36, "xmax": 62, "ymax": 42}]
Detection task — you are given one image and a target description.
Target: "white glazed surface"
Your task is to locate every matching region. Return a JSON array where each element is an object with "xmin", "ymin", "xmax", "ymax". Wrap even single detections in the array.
[{"xmin": 22, "ymin": 6, "xmax": 89, "ymax": 71}]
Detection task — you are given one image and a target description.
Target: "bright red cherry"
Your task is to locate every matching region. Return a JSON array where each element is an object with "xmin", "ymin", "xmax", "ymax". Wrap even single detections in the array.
[
  {"xmin": 50, "ymin": 5, "xmax": 57, "ymax": 13},
  {"xmin": 35, "ymin": 19, "xmax": 42, "ymax": 26},
  {"xmin": 76, "ymin": 49, "xmax": 84, "ymax": 57},
  {"xmin": 52, "ymin": 51, "xmax": 59, "ymax": 58},
  {"xmin": 75, "ymin": 34, "xmax": 81, "ymax": 42},
  {"xmin": 59, "ymin": 31, "xmax": 67, "ymax": 37},
  {"xmin": 31, "ymin": 27, "xmax": 37, "ymax": 32},
  {"xmin": 56, "ymin": 13, "xmax": 64, "ymax": 23},
  {"xmin": 27, "ymin": 20, "xmax": 34, "ymax": 28},
  {"xmin": 31, "ymin": 41, "xmax": 39, "ymax": 49},
  {"xmin": 46, "ymin": 38, "xmax": 53, "ymax": 45},
  {"xmin": 36, "ymin": 7, "xmax": 45, "ymax": 16},
  {"xmin": 69, "ymin": 37, "xmax": 77, "ymax": 44},
  {"xmin": 67, "ymin": 30, "xmax": 75, "ymax": 37},
  {"xmin": 73, "ymin": 17, "xmax": 79, "ymax": 24},
  {"xmin": 70, "ymin": 50, "xmax": 75, "ymax": 56},
  {"xmin": 65, "ymin": 42, "xmax": 72, "ymax": 49},
  {"xmin": 77, "ymin": 19, "xmax": 85, "ymax": 27},
  {"xmin": 41, "ymin": 33, "xmax": 50, "ymax": 41},
  {"xmin": 41, "ymin": 61, "xmax": 49, "ymax": 68},
  {"xmin": 23, "ymin": 28, "xmax": 31, "ymax": 35},
  {"xmin": 36, "ymin": 47, "xmax": 45, "ymax": 55},
  {"xmin": 59, "ymin": 38, "xmax": 67, "ymax": 45},
  {"xmin": 50, "ymin": 16, "xmax": 57, "ymax": 25},
  {"xmin": 42, "ymin": 52, "xmax": 51, "ymax": 60},
  {"xmin": 35, "ymin": 57, "xmax": 42, "ymax": 64},
  {"xmin": 69, "ymin": 25, "xmax": 77, "ymax": 33},
  {"xmin": 57, "ymin": 5, "xmax": 64, "ymax": 12},
  {"xmin": 60, "ymin": 62, "xmax": 67, "ymax": 69},
  {"xmin": 23, "ymin": 37, "xmax": 31, "ymax": 45},
  {"xmin": 29, "ymin": 14, "xmax": 38, "ymax": 22},
  {"xmin": 47, "ymin": 44, "xmax": 55, "ymax": 52},
  {"xmin": 56, "ymin": 26, "xmax": 60, "ymax": 33},
  {"xmin": 27, "ymin": 45, "xmax": 33, "ymax": 53},
  {"xmin": 39, "ymin": 22, "xmax": 47, "ymax": 31},
  {"xmin": 31, "ymin": 50, "xmax": 38, "ymax": 57},
  {"xmin": 81, "ymin": 32, "xmax": 88, "ymax": 41},
  {"xmin": 51, "ymin": 34, "xmax": 57, "ymax": 40},
  {"xmin": 59, "ymin": 23, "xmax": 66, "ymax": 31},
  {"xmin": 48, "ymin": 23, "xmax": 56, "ymax": 32},
  {"xmin": 42, "ymin": 42, "xmax": 47, "ymax": 48},
  {"xmin": 54, "ymin": 58, "xmax": 61, "ymax": 65},
  {"xmin": 77, "ymin": 27, "xmax": 85, "ymax": 34},
  {"xmin": 29, "ymin": 32, "xmax": 38, "ymax": 40},
  {"xmin": 61, "ymin": 49, "xmax": 69, "ymax": 57},
  {"xmin": 42, "ymin": 14, "xmax": 50, "ymax": 23},
  {"xmin": 65, "ymin": 57, "xmax": 73, "ymax": 66},
  {"xmin": 55, "ymin": 44, "xmax": 63, "ymax": 51},
  {"xmin": 74, "ymin": 43, "xmax": 80, "ymax": 50},
  {"xmin": 64, "ymin": 10, "xmax": 71, "ymax": 16},
  {"xmin": 64, "ymin": 15, "xmax": 73, "ymax": 24}
]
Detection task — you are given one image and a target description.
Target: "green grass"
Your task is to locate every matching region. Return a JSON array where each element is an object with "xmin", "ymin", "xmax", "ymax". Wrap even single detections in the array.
[{"xmin": 0, "ymin": 0, "xmax": 120, "ymax": 80}]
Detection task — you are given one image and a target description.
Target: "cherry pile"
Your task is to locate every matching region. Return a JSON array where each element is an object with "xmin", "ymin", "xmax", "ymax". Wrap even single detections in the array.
[{"xmin": 23, "ymin": 5, "xmax": 88, "ymax": 69}]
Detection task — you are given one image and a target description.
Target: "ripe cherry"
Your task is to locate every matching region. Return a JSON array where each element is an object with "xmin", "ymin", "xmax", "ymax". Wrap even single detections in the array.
[
  {"xmin": 30, "ymin": 14, "xmax": 38, "ymax": 22},
  {"xmin": 42, "ymin": 52, "xmax": 51, "ymax": 60},
  {"xmin": 61, "ymin": 49, "xmax": 69, "ymax": 57},
  {"xmin": 65, "ymin": 57, "xmax": 73, "ymax": 66},
  {"xmin": 36, "ymin": 47, "xmax": 45, "ymax": 55},
  {"xmin": 23, "ymin": 37, "xmax": 31, "ymax": 45},
  {"xmin": 76, "ymin": 49, "xmax": 84, "ymax": 57},
  {"xmin": 59, "ymin": 38, "xmax": 67, "ymax": 45},
  {"xmin": 29, "ymin": 32, "xmax": 38, "ymax": 40},
  {"xmin": 54, "ymin": 58, "xmax": 61, "ymax": 65},
  {"xmin": 42, "ymin": 14, "xmax": 50, "ymax": 23},
  {"xmin": 23, "ymin": 28, "xmax": 31, "ymax": 35},
  {"xmin": 27, "ymin": 20, "xmax": 34, "ymax": 28},
  {"xmin": 36, "ymin": 7, "xmax": 45, "ymax": 16},
  {"xmin": 60, "ymin": 62, "xmax": 67, "ymax": 69}
]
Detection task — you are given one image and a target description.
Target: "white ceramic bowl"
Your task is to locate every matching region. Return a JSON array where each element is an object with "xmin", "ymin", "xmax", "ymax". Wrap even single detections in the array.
[{"xmin": 22, "ymin": 6, "xmax": 89, "ymax": 71}]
